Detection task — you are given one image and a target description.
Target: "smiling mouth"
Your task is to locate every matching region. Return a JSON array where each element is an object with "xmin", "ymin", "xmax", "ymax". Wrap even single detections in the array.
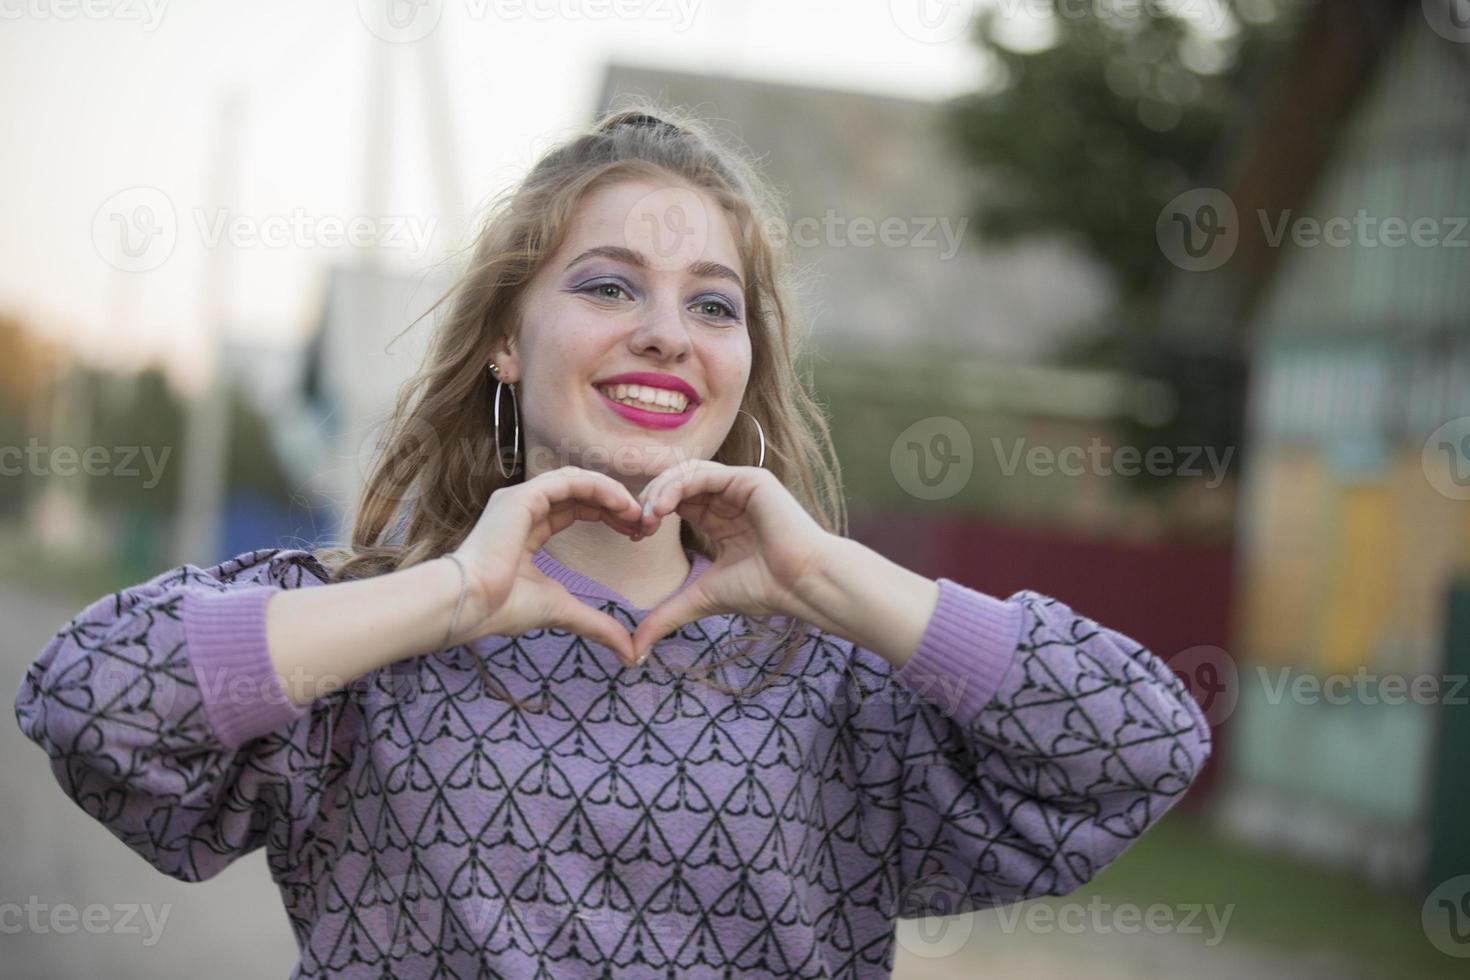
[{"xmin": 594, "ymin": 383, "xmax": 692, "ymax": 414}]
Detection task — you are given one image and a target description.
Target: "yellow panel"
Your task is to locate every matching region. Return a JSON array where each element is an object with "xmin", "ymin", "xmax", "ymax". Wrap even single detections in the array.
[
  {"xmin": 1317, "ymin": 482, "xmax": 1395, "ymax": 672},
  {"xmin": 1238, "ymin": 449, "xmax": 1324, "ymax": 664}
]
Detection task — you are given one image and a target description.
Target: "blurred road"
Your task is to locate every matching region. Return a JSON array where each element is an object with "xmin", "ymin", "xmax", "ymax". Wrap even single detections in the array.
[
  {"xmin": 894, "ymin": 917, "xmax": 1371, "ymax": 979},
  {"xmin": 1, "ymin": 580, "xmax": 300, "ymax": 980},
  {"xmin": 2, "ymin": 579, "xmax": 1374, "ymax": 979}
]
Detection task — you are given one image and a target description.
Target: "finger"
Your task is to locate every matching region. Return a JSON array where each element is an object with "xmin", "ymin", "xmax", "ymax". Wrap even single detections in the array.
[
  {"xmin": 639, "ymin": 457, "xmax": 705, "ymax": 512},
  {"xmin": 636, "ymin": 481, "xmax": 682, "ymax": 536},
  {"xmin": 649, "ymin": 465, "xmax": 739, "ymax": 525},
  {"xmin": 535, "ymin": 469, "xmax": 643, "ymax": 532},
  {"xmin": 577, "ymin": 470, "xmax": 645, "ymax": 521},
  {"xmin": 638, "ymin": 461, "xmax": 709, "ymax": 531},
  {"xmin": 536, "ymin": 467, "xmax": 642, "ymax": 519},
  {"xmin": 670, "ymin": 493, "xmax": 715, "ymax": 528},
  {"xmin": 548, "ymin": 498, "xmax": 644, "ymax": 538},
  {"xmin": 551, "ymin": 597, "xmax": 636, "ymax": 666},
  {"xmin": 631, "ymin": 586, "xmax": 710, "ymax": 665}
]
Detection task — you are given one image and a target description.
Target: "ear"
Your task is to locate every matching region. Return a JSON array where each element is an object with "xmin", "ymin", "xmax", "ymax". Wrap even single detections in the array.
[{"xmin": 487, "ymin": 339, "xmax": 518, "ymax": 382}]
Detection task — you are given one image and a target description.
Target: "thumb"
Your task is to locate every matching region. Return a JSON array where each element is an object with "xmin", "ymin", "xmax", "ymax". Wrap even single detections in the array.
[
  {"xmin": 550, "ymin": 597, "xmax": 636, "ymax": 667},
  {"xmin": 632, "ymin": 586, "xmax": 710, "ymax": 665}
]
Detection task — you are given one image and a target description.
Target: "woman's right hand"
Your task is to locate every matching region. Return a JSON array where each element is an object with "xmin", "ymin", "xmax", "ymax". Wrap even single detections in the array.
[{"xmin": 446, "ymin": 466, "xmax": 646, "ymax": 666}]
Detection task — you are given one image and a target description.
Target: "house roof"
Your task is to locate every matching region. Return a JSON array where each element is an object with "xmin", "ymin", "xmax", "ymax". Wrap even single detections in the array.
[{"xmin": 595, "ymin": 61, "xmax": 1118, "ymax": 362}]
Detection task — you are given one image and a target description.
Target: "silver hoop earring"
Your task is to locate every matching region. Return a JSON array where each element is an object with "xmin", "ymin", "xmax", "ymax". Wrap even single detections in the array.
[
  {"xmin": 487, "ymin": 363, "xmax": 521, "ymax": 479},
  {"xmin": 738, "ymin": 408, "xmax": 767, "ymax": 468}
]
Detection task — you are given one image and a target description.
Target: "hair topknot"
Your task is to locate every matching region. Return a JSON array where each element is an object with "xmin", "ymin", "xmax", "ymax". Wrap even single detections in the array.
[{"xmin": 596, "ymin": 109, "xmax": 688, "ymax": 137}]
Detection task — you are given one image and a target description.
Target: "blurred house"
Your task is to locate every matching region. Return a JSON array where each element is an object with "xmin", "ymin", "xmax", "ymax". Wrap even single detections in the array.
[
  {"xmin": 1175, "ymin": 0, "xmax": 1470, "ymax": 889},
  {"xmin": 287, "ymin": 262, "xmax": 455, "ymax": 544},
  {"xmin": 594, "ymin": 63, "xmax": 1238, "ymax": 540},
  {"xmin": 596, "ymin": 62, "xmax": 1118, "ymax": 360}
]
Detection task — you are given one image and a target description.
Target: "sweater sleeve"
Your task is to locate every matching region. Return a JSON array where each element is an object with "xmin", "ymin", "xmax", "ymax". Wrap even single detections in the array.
[
  {"xmin": 12, "ymin": 547, "xmax": 341, "ymax": 884},
  {"xmin": 868, "ymin": 577, "xmax": 1212, "ymax": 918}
]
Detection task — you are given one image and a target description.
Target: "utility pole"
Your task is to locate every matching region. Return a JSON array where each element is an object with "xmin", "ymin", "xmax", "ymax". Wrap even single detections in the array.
[
  {"xmin": 173, "ymin": 88, "xmax": 245, "ymax": 567},
  {"xmin": 416, "ymin": 27, "xmax": 464, "ymax": 247}
]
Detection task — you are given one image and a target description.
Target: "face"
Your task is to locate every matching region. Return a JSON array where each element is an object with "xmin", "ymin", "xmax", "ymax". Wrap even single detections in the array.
[{"xmin": 493, "ymin": 177, "xmax": 753, "ymax": 489}]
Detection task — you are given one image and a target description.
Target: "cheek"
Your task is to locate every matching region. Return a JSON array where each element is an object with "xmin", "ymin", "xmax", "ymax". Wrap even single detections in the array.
[
  {"xmin": 704, "ymin": 335, "xmax": 752, "ymax": 397},
  {"xmin": 537, "ymin": 308, "xmax": 613, "ymax": 369},
  {"xmin": 728, "ymin": 351, "xmax": 755, "ymax": 401}
]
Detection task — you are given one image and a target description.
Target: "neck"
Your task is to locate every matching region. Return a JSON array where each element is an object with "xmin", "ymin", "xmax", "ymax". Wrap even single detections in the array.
[{"xmin": 538, "ymin": 516, "xmax": 692, "ymax": 610}]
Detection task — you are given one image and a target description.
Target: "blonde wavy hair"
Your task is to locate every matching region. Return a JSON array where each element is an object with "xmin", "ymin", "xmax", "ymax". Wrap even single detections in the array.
[{"xmin": 312, "ymin": 98, "xmax": 848, "ymax": 708}]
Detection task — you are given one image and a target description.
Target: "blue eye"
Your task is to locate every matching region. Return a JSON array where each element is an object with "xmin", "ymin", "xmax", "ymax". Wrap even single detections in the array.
[
  {"xmin": 577, "ymin": 278, "xmax": 741, "ymax": 323},
  {"xmin": 695, "ymin": 296, "xmax": 739, "ymax": 320},
  {"xmin": 581, "ymin": 280, "xmax": 631, "ymax": 301}
]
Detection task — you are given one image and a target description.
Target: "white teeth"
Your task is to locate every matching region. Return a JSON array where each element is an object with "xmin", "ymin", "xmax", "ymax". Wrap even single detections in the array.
[{"xmin": 598, "ymin": 383, "xmax": 689, "ymax": 413}]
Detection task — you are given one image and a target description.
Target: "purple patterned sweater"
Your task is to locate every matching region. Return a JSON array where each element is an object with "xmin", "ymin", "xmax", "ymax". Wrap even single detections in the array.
[{"xmin": 14, "ymin": 545, "xmax": 1211, "ymax": 978}]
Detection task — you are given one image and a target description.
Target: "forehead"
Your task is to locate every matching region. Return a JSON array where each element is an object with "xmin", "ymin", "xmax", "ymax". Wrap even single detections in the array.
[{"xmin": 560, "ymin": 178, "xmax": 745, "ymax": 280}]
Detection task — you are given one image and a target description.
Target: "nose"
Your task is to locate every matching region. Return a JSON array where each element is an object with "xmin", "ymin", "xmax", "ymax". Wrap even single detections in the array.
[{"xmin": 627, "ymin": 292, "xmax": 694, "ymax": 362}]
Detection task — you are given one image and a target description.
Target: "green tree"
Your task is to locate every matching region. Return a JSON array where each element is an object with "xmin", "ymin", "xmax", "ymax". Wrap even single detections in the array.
[
  {"xmin": 944, "ymin": 0, "xmax": 1300, "ymax": 305},
  {"xmin": 942, "ymin": 0, "xmax": 1306, "ymax": 493},
  {"xmin": 79, "ymin": 365, "xmax": 293, "ymax": 512},
  {"xmin": 0, "ymin": 312, "xmax": 67, "ymax": 518}
]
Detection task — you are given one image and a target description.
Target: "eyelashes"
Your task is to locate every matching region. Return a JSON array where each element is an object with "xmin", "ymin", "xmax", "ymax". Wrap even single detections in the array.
[{"xmin": 576, "ymin": 278, "xmax": 742, "ymax": 323}]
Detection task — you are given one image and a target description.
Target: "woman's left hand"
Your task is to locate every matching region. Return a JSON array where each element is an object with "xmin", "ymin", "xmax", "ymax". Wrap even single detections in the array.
[{"xmin": 629, "ymin": 460, "xmax": 834, "ymax": 663}]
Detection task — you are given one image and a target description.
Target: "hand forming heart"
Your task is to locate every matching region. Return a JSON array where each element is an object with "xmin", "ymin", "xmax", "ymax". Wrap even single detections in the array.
[
  {"xmin": 449, "ymin": 462, "xmax": 834, "ymax": 670},
  {"xmin": 628, "ymin": 459, "xmax": 835, "ymax": 664}
]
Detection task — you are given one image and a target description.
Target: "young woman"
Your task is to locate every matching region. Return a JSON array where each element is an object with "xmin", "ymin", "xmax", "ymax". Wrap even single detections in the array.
[{"xmin": 15, "ymin": 104, "xmax": 1212, "ymax": 978}]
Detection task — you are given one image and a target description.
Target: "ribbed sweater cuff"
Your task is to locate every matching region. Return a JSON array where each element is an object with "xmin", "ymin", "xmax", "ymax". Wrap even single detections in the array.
[
  {"xmin": 181, "ymin": 586, "xmax": 309, "ymax": 750},
  {"xmin": 893, "ymin": 578, "xmax": 1025, "ymax": 728}
]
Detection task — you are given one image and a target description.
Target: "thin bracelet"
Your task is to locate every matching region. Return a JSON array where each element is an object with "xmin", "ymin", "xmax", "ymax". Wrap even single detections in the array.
[{"xmin": 440, "ymin": 553, "xmax": 469, "ymax": 651}]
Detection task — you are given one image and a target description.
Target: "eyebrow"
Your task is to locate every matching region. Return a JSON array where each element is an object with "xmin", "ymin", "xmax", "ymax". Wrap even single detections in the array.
[{"xmin": 564, "ymin": 245, "xmax": 745, "ymax": 291}]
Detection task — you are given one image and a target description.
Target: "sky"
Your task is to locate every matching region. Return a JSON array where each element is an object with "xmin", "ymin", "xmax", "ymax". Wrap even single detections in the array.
[{"xmin": 0, "ymin": 0, "xmax": 1035, "ymax": 394}]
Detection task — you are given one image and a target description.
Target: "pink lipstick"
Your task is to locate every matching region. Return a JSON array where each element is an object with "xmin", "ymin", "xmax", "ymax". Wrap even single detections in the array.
[{"xmin": 594, "ymin": 386, "xmax": 696, "ymax": 430}]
